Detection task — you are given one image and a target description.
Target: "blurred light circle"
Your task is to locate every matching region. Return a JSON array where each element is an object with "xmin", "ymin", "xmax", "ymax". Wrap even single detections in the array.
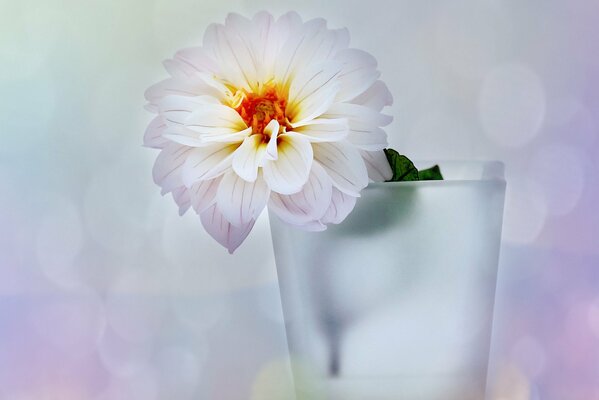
[
  {"xmin": 156, "ymin": 347, "xmax": 202, "ymax": 399},
  {"xmin": 28, "ymin": 286, "xmax": 106, "ymax": 359},
  {"xmin": 490, "ymin": 364, "xmax": 531, "ymax": 400},
  {"xmin": 96, "ymin": 367, "xmax": 159, "ymax": 400},
  {"xmin": 562, "ymin": 102, "xmax": 598, "ymax": 148},
  {"xmin": 250, "ymin": 358, "xmax": 296, "ymax": 400},
  {"xmin": 170, "ymin": 291, "xmax": 229, "ymax": 336},
  {"xmin": 479, "ymin": 63, "xmax": 546, "ymax": 147},
  {"xmin": 529, "ymin": 144, "xmax": 586, "ymax": 216},
  {"xmin": 161, "ymin": 212, "xmax": 228, "ymax": 294},
  {"xmin": 83, "ymin": 152, "xmax": 159, "ymax": 257},
  {"xmin": 105, "ymin": 269, "xmax": 169, "ymax": 343},
  {"xmin": 544, "ymin": 96, "xmax": 583, "ymax": 127},
  {"xmin": 35, "ymin": 194, "xmax": 84, "ymax": 287},
  {"xmin": 97, "ymin": 327, "xmax": 153, "ymax": 378},
  {"xmin": 162, "ymin": 212, "xmax": 277, "ymax": 295},
  {"xmin": 510, "ymin": 335, "xmax": 547, "ymax": 379},
  {"xmin": 502, "ymin": 178, "xmax": 548, "ymax": 245},
  {"xmin": 587, "ymin": 298, "xmax": 599, "ymax": 339},
  {"xmin": 0, "ymin": 78, "xmax": 57, "ymax": 157}
]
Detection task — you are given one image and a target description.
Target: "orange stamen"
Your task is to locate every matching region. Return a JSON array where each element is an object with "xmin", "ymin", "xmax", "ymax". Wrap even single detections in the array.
[{"xmin": 235, "ymin": 85, "xmax": 290, "ymax": 136}]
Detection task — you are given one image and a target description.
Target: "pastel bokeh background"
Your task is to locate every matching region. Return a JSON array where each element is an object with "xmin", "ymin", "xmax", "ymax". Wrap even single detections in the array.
[{"xmin": 1, "ymin": 0, "xmax": 598, "ymax": 399}]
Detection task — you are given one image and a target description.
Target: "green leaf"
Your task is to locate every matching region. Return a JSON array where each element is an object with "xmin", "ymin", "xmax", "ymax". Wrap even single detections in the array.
[
  {"xmin": 383, "ymin": 148, "xmax": 444, "ymax": 182},
  {"xmin": 384, "ymin": 149, "xmax": 420, "ymax": 182},
  {"xmin": 418, "ymin": 164, "xmax": 443, "ymax": 180}
]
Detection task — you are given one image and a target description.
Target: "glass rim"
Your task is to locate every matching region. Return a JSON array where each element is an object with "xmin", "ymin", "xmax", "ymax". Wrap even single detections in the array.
[{"xmin": 366, "ymin": 160, "xmax": 506, "ymax": 187}]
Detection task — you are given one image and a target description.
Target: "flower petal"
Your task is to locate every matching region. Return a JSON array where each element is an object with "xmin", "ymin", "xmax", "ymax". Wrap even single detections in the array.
[
  {"xmin": 232, "ymin": 134, "xmax": 267, "ymax": 182},
  {"xmin": 172, "ymin": 186, "xmax": 192, "ymax": 216},
  {"xmin": 152, "ymin": 143, "xmax": 193, "ymax": 194},
  {"xmin": 262, "ymin": 132, "xmax": 313, "ymax": 195},
  {"xmin": 144, "ymin": 116, "xmax": 169, "ymax": 149},
  {"xmin": 189, "ymin": 176, "xmax": 221, "ymax": 214},
  {"xmin": 346, "ymin": 125, "xmax": 389, "ymax": 151},
  {"xmin": 165, "ymin": 126, "xmax": 250, "ymax": 147},
  {"xmin": 291, "ymin": 118, "xmax": 348, "ymax": 143},
  {"xmin": 313, "ymin": 141, "xmax": 368, "ymax": 196},
  {"xmin": 186, "ymin": 104, "xmax": 247, "ymax": 136},
  {"xmin": 216, "ymin": 171, "xmax": 270, "ymax": 226},
  {"xmin": 200, "ymin": 204, "xmax": 255, "ymax": 254},
  {"xmin": 144, "ymin": 77, "xmax": 220, "ymax": 108},
  {"xmin": 274, "ymin": 17, "xmax": 325, "ymax": 86},
  {"xmin": 182, "ymin": 143, "xmax": 238, "ymax": 187},
  {"xmin": 320, "ymin": 188, "xmax": 358, "ymax": 224},
  {"xmin": 286, "ymin": 62, "xmax": 342, "ymax": 126},
  {"xmin": 334, "ymin": 48, "xmax": 381, "ymax": 103},
  {"xmin": 250, "ymin": 12, "xmax": 283, "ymax": 82},
  {"xmin": 268, "ymin": 161, "xmax": 332, "ymax": 225},
  {"xmin": 204, "ymin": 22, "xmax": 258, "ymax": 91},
  {"xmin": 361, "ymin": 150, "xmax": 393, "ymax": 182},
  {"xmin": 275, "ymin": 17, "xmax": 347, "ymax": 86},
  {"xmin": 323, "ymin": 103, "xmax": 393, "ymax": 127},
  {"xmin": 351, "ymin": 80, "xmax": 393, "ymax": 111},
  {"xmin": 264, "ymin": 119, "xmax": 280, "ymax": 161},
  {"xmin": 173, "ymin": 46, "xmax": 219, "ymax": 75},
  {"xmin": 158, "ymin": 95, "xmax": 220, "ymax": 126}
]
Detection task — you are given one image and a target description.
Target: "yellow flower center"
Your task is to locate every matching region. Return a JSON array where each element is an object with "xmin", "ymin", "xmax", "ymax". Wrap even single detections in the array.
[{"xmin": 234, "ymin": 85, "xmax": 291, "ymax": 137}]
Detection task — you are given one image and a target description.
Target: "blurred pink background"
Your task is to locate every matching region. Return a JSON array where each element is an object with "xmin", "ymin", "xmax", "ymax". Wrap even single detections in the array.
[{"xmin": 1, "ymin": 0, "xmax": 598, "ymax": 399}]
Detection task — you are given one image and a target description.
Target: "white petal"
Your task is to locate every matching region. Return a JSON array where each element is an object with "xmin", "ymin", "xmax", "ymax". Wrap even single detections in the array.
[
  {"xmin": 207, "ymin": 23, "xmax": 258, "ymax": 91},
  {"xmin": 292, "ymin": 118, "xmax": 348, "ymax": 142},
  {"xmin": 250, "ymin": 12, "xmax": 282, "ymax": 81},
  {"xmin": 190, "ymin": 176, "xmax": 222, "ymax": 213},
  {"xmin": 264, "ymin": 119, "xmax": 280, "ymax": 161},
  {"xmin": 232, "ymin": 134, "xmax": 267, "ymax": 182},
  {"xmin": 224, "ymin": 13, "xmax": 261, "ymax": 87},
  {"xmin": 186, "ymin": 104, "xmax": 247, "ymax": 136},
  {"xmin": 313, "ymin": 141, "xmax": 368, "ymax": 196},
  {"xmin": 274, "ymin": 17, "xmax": 325, "ymax": 86},
  {"xmin": 182, "ymin": 143, "xmax": 238, "ymax": 187},
  {"xmin": 323, "ymin": 103, "xmax": 393, "ymax": 127},
  {"xmin": 172, "ymin": 186, "xmax": 191, "ymax": 216},
  {"xmin": 347, "ymin": 125, "xmax": 389, "ymax": 151},
  {"xmin": 287, "ymin": 62, "xmax": 342, "ymax": 126},
  {"xmin": 268, "ymin": 161, "xmax": 332, "ymax": 225},
  {"xmin": 152, "ymin": 143, "xmax": 193, "ymax": 194},
  {"xmin": 158, "ymin": 95, "xmax": 220, "ymax": 126},
  {"xmin": 216, "ymin": 171, "xmax": 270, "ymax": 226},
  {"xmin": 200, "ymin": 205, "xmax": 255, "ymax": 254},
  {"xmin": 351, "ymin": 80, "xmax": 393, "ymax": 111},
  {"xmin": 144, "ymin": 116, "xmax": 169, "ymax": 149},
  {"xmin": 361, "ymin": 150, "xmax": 393, "ymax": 182},
  {"xmin": 262, "ymin": 132, "xmax": 313, "ymax": 195},
  {"xmin": 200, "ymin": 127, "xmax": 252, "ymax": 144},
  {"xmin": 165, "ymin": 126, "xmax": 250, "ymax": 147},
  {"xmin": 320, "ymin": 188, "xmax": 358, "ymax": 224},
  {"xmin": 163, "ymin": 59, "xmax": 198, "ymax": 80},
  {"xmin": 334, "ymin": 48, "xmax": 381, "ymax": 103},
  {"xmin": 173, "ymin": 46, "xmax": 219, "ymax": 74},
  {"xmin": 274, "ymin": 17, "xmax": 347, "ymax": 86},
  {"xmin": 144, "ymin": 77, "xmax": 220, "ymax": 107}
]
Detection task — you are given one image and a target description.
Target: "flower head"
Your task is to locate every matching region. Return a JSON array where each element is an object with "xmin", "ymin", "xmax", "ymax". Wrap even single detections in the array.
[{"xmin": 145, "ymin": 11, "xmax": 393, "ymax": 253}]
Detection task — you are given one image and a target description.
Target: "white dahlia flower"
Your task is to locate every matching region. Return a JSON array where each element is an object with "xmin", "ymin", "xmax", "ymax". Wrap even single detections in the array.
[{"xmin": 145, "ymin": 11, "xmax": 393, "ymax": 253}]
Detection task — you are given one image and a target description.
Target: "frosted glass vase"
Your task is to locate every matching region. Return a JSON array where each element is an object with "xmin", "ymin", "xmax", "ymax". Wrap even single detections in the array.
[{"xmin": 269, "ymin": 161, "xmax": 506, "ymax": 400}]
